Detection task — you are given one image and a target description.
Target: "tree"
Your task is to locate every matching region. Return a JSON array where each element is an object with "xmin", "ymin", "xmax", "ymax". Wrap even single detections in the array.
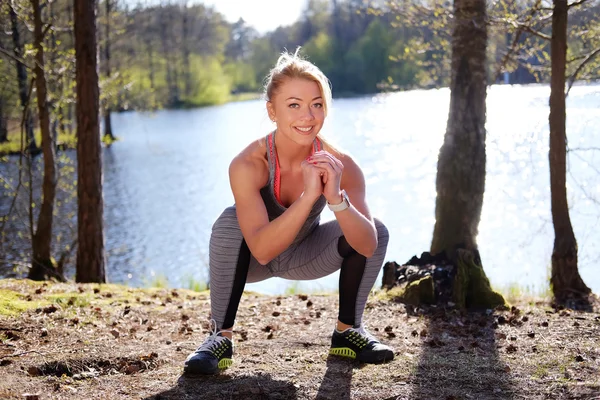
[
  {"xmin": 103, "ymin": 0, "xmax": 115, "ymax": 141},
  {"xmin": 75, "ymin": 0, "xmax": 106, "ymax": 283},
  {"xmin": 548, "ymin": 0, "xmax": 591, "ymax": 303},
  {"xmin": 0, "ymin": 97, "xmax": 7, "ymax": 143},
  {"xmin": 28, "ymin": 0, "xmax": 60, "ymax": 281},
  {"xmin": 9, "ymin": 3, "xmax": 37, "ymax": 152},
  {"xmin": 430, "ymin": 0, "xmax": 504, "ymax": 309}
]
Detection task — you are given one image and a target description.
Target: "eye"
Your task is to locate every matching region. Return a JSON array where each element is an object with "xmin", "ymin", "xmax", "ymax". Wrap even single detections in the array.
[
  {"xmin": 288, "ymin": 103, "xmax": 300, "ymax": 108},
  {"xmin": 312, "ymin": 103, "xmax": 323, "ymax": 109}
]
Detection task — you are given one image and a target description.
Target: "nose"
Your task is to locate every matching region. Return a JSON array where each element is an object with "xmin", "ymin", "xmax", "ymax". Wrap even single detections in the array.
[{"xmin": 301, "ymin": 106, "xmax": 315, "ymax": 121}]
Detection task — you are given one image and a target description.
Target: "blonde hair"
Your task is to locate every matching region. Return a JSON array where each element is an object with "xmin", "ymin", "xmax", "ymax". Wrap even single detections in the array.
[{"xmin": 264, "ymin": 48, "xmax": 333, "ymax": 116}]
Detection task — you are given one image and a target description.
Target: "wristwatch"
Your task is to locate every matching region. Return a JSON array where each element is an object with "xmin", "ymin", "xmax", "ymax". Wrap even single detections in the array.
[{"xmin": 327, "ymin": 190, "xmax": 350, "ymax": 212}]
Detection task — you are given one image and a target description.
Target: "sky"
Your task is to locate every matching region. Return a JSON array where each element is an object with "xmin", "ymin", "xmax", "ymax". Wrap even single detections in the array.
[{"xmin": 200, "ymin": 0, "xmax": 306, "ymax": 33}]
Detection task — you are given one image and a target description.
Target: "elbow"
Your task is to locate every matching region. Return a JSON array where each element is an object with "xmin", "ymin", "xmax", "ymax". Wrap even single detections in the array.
[
  {"xmin": 251, "ymin": 248, "xmax": 272, "ymax": 266},
  {"xmin": 359, "ymin": 237, "xmax": 378, "ymax": 258}
]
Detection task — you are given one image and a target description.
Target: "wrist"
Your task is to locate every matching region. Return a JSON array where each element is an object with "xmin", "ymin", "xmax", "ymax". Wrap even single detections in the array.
[{"xmin": 325, "ymin": 191, "xmax": 343, "ymax": 205}]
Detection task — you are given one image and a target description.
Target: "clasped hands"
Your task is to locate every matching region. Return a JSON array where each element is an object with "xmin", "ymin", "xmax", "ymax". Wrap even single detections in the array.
[{"xmin": 300, "ymin": 151, "xmax": 344, "ymax": 204}]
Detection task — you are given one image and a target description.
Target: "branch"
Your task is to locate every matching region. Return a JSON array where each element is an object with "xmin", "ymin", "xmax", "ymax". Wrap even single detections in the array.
[
  {"xmin": 566, "ymin": 47, "xmax": 600, "ymax": 97},
  {"xmin": 520, "ymin": 24, "xmax": 552, "ymax": 41},
  {"xmin": 0, "ymin": 45, "xmax": 34, "ymax": 70},
  {"xmin": 568, "ymin": 146, "xmax": 600, "ymax": 152},
  {"xmin": 568, "ymin": 0, "xmax": 589, "ymax": 9}
]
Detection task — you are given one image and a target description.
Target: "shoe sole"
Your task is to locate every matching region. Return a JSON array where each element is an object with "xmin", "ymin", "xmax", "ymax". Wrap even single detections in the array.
[
  {"xmin": 329, "ymin": 347, "xmax": 356, "ymax": 359},
  {"xmin": 330, "ymin": 347, "xmax": 394, "ymax": 364},
  {"xmin": 184, "ymin": 358, "xmax": 233, "ymax": 375}
]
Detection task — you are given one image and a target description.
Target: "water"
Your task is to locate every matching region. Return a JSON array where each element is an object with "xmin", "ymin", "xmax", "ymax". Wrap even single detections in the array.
[{"xmin": 2, "ymin": 84, "xmax": 599, "ymax": 295}]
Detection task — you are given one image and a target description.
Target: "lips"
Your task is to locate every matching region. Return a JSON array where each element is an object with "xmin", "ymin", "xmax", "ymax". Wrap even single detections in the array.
[{"xmin": 294, "ymin": 126, "xmax": 314, "ymax": 135}]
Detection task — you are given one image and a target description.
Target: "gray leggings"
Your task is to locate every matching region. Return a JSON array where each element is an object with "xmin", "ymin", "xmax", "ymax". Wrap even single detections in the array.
[{"xmin": 209, "ymin": 206, "xmax": 389, "ymax": 329}]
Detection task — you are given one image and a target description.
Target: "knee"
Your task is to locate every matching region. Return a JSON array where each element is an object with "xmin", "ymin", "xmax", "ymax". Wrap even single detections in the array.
[
  {"xmin": 374, "ymin": 218, "xmax": 389, "ymax": 251},
  {"xmin": 210, "ymin": 206, "xmax": 242, "ymax": 246}
]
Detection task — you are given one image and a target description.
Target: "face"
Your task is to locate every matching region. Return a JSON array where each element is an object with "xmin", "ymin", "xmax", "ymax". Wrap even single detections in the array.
[{"xmin": 267, "ymin": 78, "xmax": 325, "ymax": 146}]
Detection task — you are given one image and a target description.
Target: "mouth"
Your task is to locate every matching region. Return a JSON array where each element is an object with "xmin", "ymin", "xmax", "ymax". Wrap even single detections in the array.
[{"xmin": 294, "ymin": 126, "xmax": 314, "ymax": 135}]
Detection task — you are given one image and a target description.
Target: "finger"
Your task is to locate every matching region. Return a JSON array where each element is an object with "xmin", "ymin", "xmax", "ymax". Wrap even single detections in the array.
[
  {"xmin": 310, "ymin": 153, "xmax": 343, "ymax": 171},
  {"xmin": 313, "ymin": 160, "xmax": 340, "ymax": 176}
]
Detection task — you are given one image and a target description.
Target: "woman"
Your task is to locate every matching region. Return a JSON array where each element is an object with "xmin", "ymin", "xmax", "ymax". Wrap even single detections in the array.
[{"xmin": 185, "ymin": 50, "xmax": 393, "ymax": 375}]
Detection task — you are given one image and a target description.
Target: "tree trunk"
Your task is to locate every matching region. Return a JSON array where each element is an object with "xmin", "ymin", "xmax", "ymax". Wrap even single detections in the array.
[
  {"xmin": 0, "ymin": 96, "xmax": 8, "ymax": 143},
  {"xmin": 160, "ymin": 5, "xmax": 178, "ymax": 106},
  {"xmin": 9, "ymin": 4, "xmax": 37, "ymax": 152},
  {"xmin": 182, "ymin": 8, "xmax": 191, "ymax": 98},
  {"xmin": 431, "ymin": 0, "xmax": 488, "ymax": 259},
  {"xmin": 147, "ymin": 38, "xmax": 156, "ymax": 90},
  {"xmin": 104, "ymin": 0, "xmax": 115, "ymax": 141},
  {"xmin": 75, "ymin": 0, "xmax": 106, "ymax": 283},
  {"xmin": 548, "ymin": 0, "xmax": 591, "ymax": 302},
  {"xmin": 29, "ymin": 0, "xmax": 60, "ymax": 281}
]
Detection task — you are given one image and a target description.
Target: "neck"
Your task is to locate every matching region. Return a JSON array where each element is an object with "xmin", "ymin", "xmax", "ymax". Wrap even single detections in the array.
[{"xmin": 274, "ymin": 130, "xmax": 313, "ymax": 170}]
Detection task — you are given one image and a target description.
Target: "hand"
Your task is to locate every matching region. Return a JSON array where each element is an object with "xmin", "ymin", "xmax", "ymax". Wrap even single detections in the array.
[
  {"xmin": 300, "ymin": 158, "xmax": 324, "ymax": 202},
  {"xmin": 308, "ymin": 151, "xmax": 344, "ymax": 204}
]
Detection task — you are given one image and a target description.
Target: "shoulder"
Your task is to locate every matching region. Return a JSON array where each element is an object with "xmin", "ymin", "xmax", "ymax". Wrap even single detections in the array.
[{"xmin": 229, "ymin": 136, "xmax": 269, "ymax": 189}]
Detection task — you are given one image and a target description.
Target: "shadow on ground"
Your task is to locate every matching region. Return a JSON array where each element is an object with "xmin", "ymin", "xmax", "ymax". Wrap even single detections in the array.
[
  {"xmin": 409, "ymin": 307, "xmax": 516, "ymax": 400},
  {"xmin": 314, "ymin": 355, "xmax": 354, "ymax": 400},
  {"xmin": 144, "ymin": 372, "xmax": 298, "ymax": 400}
]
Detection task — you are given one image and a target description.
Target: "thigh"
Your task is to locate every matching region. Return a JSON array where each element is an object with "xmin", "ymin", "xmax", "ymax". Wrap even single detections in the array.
[
  {"xmin": 210, "ymin": 206, "xmax": 273, "ymax": 284},
  {"xmin": 277, "ymin": 219, "xmax": 344, "ymax": 280}
]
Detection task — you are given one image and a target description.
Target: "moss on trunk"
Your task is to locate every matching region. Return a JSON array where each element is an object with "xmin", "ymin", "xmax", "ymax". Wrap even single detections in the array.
[{"xmin": 453, "ymin": 249, "xmax": 506, "ymax": 310}]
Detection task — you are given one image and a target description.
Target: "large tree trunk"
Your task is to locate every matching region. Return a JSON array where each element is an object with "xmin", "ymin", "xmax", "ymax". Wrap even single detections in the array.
[
  {"xmin": 548, "ymin": 0, "xmax": 591, "ymax": 302},
  {"xmin": 75, "ymin": 0, "xmax": 106, "ymax": 283},
  {"xmin": 431, "ymin": 0, "xmax": 487, "ymax": 258},
  {"xmin": 9, "ymin": 4, "xmax": 37, "ymax": 152},
  {"xmin": 29, "ymin": 0, "xmax": 60, "ymax": 281},
  {"xmin": 429, "ymin": 0, "xmax": 504, "ymax": 309},
  {"xmin": 103, "ymin": 0, "xmax": 115, "ymax": 141}
]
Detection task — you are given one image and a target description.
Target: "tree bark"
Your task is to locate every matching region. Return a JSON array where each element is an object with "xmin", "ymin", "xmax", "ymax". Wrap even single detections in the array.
[
  {"xmin": 9, "ymin": 4, "xmax": 37, "ymax": 152},
  {"xmin": 0, "ymin": 96, "xmax": 8, "ymax": 143},
  {"xmin": 104, "ymin": 0, "xmax": 115, "ymax": 141},
  {"xmin": 548, "ymin": 0, "xmax": 590, "ymax": 302},
  {"xmin": 182, "ymin": 7, "xmax": 191, "ymax": 98},
  {"xmin": 160, "ymin": 5, "xmax": 177, "ymax": 106},
  {"xmin": 75, "ymin": 0, "xmax": 106, "ymax": 283},
  {"xmin": 29, "ymin": 0, "xmax": 60, "ymax": 281},
  {"xmin": 431, "ymin": 0, "xmax": 487, "ymax": 259}
]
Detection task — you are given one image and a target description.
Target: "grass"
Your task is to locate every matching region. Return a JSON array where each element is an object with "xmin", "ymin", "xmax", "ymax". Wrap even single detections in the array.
[{"xmin": 0, "ymin": 128, "xmax": 78, "ymax": 156}]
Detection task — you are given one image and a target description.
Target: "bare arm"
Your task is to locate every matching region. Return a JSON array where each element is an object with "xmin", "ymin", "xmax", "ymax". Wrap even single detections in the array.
[
  {"xmin": 311, "ymin": 152, "xmax": 378, "ymax": 257},
  {"xmin": 229, "ymin": 156, "xmax": 323, "ymax": 265}
]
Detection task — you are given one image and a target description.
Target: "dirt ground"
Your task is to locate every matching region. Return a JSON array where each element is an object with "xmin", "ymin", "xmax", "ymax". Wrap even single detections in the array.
[{"xmin": 0, "ymin": 279, "xmax": 599, "ymax": 400}]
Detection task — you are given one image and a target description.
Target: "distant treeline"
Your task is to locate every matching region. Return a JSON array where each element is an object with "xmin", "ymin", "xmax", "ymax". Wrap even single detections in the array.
[{"xmin": 0, "ymin": 0, "xmax": 599, "ymax": 119}]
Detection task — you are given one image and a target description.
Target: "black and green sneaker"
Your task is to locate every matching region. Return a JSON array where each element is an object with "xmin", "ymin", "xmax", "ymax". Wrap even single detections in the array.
[
  {"xmin": 184, "ymin": 327, "xmax": 233, "ymax": 375},
  {"xmin": 330, "ymin": 326, "xmax": 394, "ymax": 364}
]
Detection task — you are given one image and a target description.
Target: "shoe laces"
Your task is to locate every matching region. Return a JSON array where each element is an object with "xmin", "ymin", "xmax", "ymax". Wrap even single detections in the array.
[
  {"xmin": 353, "ymin": 325, "xmax": 377, "ymax": 343},
  {"xmin": 196, "ymin": 319, "xmax": 231, "ymax": 353}
]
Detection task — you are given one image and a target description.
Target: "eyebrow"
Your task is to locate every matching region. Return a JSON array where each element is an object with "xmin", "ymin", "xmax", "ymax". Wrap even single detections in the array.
[{"xmin": 286, "ymin": 96, "xmax": 323, "ymax": 101}]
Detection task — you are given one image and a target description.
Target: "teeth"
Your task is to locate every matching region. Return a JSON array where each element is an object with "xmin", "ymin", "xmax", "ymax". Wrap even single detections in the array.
[{"xmin": 296, "ymin": 126, "xmax": 312, "ymax": 132}]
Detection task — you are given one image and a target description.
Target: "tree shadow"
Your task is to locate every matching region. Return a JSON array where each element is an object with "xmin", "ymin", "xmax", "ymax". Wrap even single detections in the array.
[
  {"xmin": 144, "ymin": 372, "xmax": 298, "ymax": 400},
  {"xmin": 409, "ymin": 307, "xmax": 516, "ymax": 400},
  {"xmin": 315, "ymin": 355, "xmax": 354, "ymax": 400}
]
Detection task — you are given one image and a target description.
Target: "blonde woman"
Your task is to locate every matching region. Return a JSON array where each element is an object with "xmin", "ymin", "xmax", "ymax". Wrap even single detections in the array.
[{"xmin": 185, "ymin": 50, "xmax": 393, "ymax": 375}]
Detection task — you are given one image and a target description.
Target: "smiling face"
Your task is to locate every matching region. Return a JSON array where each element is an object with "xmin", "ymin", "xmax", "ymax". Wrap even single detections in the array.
[{"xmin": 266, "ymin": 78, "xmax": 325, "ymax": 146}]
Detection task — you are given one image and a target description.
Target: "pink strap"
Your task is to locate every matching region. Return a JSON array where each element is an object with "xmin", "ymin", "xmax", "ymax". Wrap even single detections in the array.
[{"xmin": 270, "ymin": 134, "xmax": 322, "ymax": 207}]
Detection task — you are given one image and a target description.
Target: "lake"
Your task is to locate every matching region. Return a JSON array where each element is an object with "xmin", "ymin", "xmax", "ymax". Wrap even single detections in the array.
[{"xmin": 1, "ymin": 83, "xmax": 599, "ymax": 295}]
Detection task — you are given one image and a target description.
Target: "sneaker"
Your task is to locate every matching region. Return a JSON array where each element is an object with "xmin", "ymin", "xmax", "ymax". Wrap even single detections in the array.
[
  {"xmin": 184, "ymin": 321, "xmax": 233, "ymax": 375},
  {"xmin": 329, "ymin": 325, "xmax": 394, "ymax": 364}
]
